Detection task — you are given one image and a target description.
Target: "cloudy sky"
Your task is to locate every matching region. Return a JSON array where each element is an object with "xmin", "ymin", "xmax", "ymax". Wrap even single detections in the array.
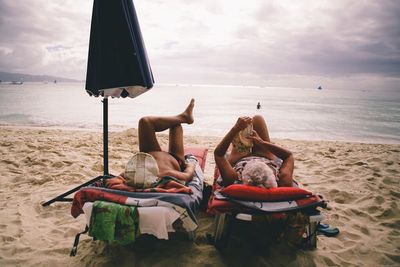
[{"xmin": 0, "ymin": 0, "xmax": 399, "ymax": 89}]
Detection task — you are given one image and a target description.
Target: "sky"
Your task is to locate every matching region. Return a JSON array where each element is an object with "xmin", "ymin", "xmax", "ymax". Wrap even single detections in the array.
[{"xmin": 0, "ymin": 0, "xmax": 399, "ymax": 90}]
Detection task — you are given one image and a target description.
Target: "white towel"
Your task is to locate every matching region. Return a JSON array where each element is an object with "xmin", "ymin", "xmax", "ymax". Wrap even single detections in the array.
[{"xmin": 137, "ymin": 206, "xmax": 180, "ymax": 240}]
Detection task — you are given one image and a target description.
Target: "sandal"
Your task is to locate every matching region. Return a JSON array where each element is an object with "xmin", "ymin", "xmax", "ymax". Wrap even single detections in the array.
[
  {"xmin": 317, "ymin": 223, "xmax": 330, "ymax": 229},
  {"xmin": 317, "ymin": 226, "xmax": 340, "ymax": 237}
]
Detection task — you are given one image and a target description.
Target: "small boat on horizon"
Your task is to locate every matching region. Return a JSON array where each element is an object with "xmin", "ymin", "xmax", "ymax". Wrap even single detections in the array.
[
  {"xmin": 317, "ymin": 86, "xmax": 322, "ymax": 90},
  {"xmin": 10, "ymin": 81, "xmax": 23, "ymax": 85}
]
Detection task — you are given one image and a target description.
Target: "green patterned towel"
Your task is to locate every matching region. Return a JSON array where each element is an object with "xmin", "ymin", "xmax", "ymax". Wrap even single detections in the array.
[{"xmin": 89, "ymin": 201, "xmax": 139, "ymax": 245}]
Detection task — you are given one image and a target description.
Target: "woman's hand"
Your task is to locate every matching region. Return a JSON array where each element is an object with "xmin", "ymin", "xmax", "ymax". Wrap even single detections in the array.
[
  {"xmin": 247, "ymin": 130, "xmax": 266, "ymax": 147},
  {"xmin": 233, "ymin": 116, "xmax": 252, "ymax": 132}
]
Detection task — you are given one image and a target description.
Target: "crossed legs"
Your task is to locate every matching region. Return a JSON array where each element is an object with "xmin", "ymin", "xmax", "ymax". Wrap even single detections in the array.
[{"xmin": 138, "ymin": 99, "xmax": 195, "ymax": 160}]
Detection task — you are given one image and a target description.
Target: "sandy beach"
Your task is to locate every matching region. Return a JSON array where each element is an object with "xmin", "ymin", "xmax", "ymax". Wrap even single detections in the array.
[{"xmin": 0, "ymin": 126, "xmax": 399, "ymax": 266}]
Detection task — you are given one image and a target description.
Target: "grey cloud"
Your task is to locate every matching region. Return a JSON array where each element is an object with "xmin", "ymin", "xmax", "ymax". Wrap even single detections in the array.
[
  {"xmin": 0, "ymin": 0, "xmax": 91, "ymax": 78},
  {"xmin": 229, "ymin": 1, "xmax": 400, "ymax": 78},
  {"xmin": 0, "ymin": 0, "xmax": 398, "ymax": 89}
]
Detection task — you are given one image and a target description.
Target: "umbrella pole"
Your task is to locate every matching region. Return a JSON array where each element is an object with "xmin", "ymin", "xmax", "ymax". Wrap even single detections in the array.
[
  {"xmin": 103, "ymin": 97, "xmax": 109, "ymax": 176},
  {"xmin": 41, "ymin": 98, "xmax": 111, "ymax": 206}
]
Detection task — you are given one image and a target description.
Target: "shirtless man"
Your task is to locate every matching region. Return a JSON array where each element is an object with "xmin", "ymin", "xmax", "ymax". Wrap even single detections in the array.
[{"xmin": 138, "ymin": 99, "xmax": 196, "ymax": 182}]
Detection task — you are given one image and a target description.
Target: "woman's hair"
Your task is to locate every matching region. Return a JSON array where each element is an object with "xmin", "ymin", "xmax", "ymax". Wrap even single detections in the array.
[{"xmin": 242, "ymin": 161, "xmax": 277, "ymax": 188}]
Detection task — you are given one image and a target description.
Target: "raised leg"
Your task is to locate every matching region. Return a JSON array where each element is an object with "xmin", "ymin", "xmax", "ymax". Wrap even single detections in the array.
[
  {"xmin": 169, "ymin": 125, "xmax": 185, "ymax": 160},
  {"xmin": 252, "ymin": 115, "xmax": 275, "ymax": 159},
  {"xmin": 138, "ymin": 99, "xmax": 194, "ymax": 153},
  {"xmin": 252, "ymin": 114, "xmax": 271, "ymax": 142}
]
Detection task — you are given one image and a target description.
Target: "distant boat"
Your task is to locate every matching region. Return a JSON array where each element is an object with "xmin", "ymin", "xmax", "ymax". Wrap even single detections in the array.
[
  {"xmin": 10, "ymin": 81, "xmax": 23, "ymax": 85},
  {"xmin": 54, "ymin": 80, "xmax": 57, "ymax": 84},
  {"xmin": 317, "ymin": 86, "xmax": 322, "ymax": 90}
]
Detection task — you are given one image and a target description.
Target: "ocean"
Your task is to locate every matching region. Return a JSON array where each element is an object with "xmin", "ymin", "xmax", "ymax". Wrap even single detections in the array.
[{"xmin": 0, "ymin": 82, "xmax": 399, "ymax": 144}]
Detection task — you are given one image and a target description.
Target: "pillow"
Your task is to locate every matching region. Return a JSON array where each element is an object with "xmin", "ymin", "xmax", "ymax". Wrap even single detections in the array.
[
  {"xmin": 185, "ymin": 147, "xmax": 208, "ymax": 171},
  {"xmin": 161, "ymin": 146, "xmax": 208, "ymax": 172},
  {"xmin": 221, "ymin": 184, "xmax": 312, "ymax": 201}
]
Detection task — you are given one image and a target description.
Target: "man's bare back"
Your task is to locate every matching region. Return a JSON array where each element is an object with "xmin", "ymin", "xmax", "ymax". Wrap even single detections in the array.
[{"xmin": 150, "ymin": 151, "xmax": 182, "ymax": 174}]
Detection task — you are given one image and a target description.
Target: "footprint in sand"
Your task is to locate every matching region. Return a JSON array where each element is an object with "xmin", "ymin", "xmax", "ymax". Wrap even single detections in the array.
[
  {"xmin": 382, "ymin": 176, "xmax": 398, "ymax": 185},
  {"xmin": 329, "ymin": 189, "xmax": 357, "ymax": 204},
  {"xmin": 390, "ymin": 190, "xmax": 400, "ymax": 199},
  {"xmin": 373, "ymin": 172, "xmax": 382, "ymax": 177},
  {"xmin": 359, "ymin": 226, "xmax": 370, "ymax": 235},
  {"xmin": 367, "ymin": 157, "xmax": 382, "ymax": 163},
  {"xmin": 1, "ymin": 141, "xmax": 13, "ymax": 147},
  {"xmin": 327, "ymin": 167, "xmax": 347, "ymax": 177},
  {"xmin": 381, "ymin": 221, "xmax": 400, "ymax": 230},
  {"xmin": 366, "ymin": 205, "xmax": 382, "ymax": 214},
  {"xmin": 50, "ymin": 228, "xmax": 64, "ymax": 235},
  {"xmin": 1, "ymin": 235, "xmax": 17, "ymax": 242},
  {"xmin": 51, "ymin": 162, "xmax": 64, "ymax": 168},
  {"xmin": 384, "ymin": 253, "xmax": 400, "ymax": 264},
  {"xmin": 354, "ymin": 161, "xmax": 367, "ymax": 166},
  {"xmin": 344, "ymin": 208, "xmax": 374, "ymax": 220},
  {"xmin": 1, "ymin": 160, "xmax": 20, "ymax": 168},
  {"xmin": 74, "ymin": 142, "xmax": 89, "ymax": 148},
  {"xmin": 50, "ymin": 150, "xmax": 64, "ymax": 157},
  {"xmin": 26, "ymin": 143, "xmax": 37, "ymax": 149},
  {"xmin": 377, "ymin": 208, "xmax": 397, "ymax": 219},
  {"xmin": 374, "ymin": 196, "xmax": 385, "ymax": 205},
  {"xmin": 62, "ymin": 160, "xmax": 73, "ymax": 166}
]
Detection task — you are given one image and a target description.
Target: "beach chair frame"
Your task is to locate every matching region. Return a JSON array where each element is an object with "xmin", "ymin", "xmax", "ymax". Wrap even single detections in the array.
[{"xmin": 212, "ymin": 209, "xmax": 325, "ymax": 250}]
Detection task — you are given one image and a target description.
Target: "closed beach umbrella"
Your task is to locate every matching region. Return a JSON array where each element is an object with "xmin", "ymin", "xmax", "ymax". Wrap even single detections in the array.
[
  {"xmin": 86, "ymin": 0, "xmax": 154, "ymax": 97},
  {"xmin": 42, "ymin": 0, "xmax": 154, "ymax": 207},
  {"xmin": 86, "ymin": 0, "xmax": 154, "ymax": 175}
]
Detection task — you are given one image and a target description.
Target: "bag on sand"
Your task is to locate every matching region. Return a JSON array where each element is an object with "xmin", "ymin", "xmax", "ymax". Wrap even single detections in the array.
[{"xmin": 125, "ymin": 152, "xmax": 159, "ymax": 188}]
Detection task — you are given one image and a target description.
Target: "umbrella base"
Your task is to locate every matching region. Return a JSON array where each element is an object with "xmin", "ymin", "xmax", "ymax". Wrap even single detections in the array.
[{"xmin": 41, "ymin": 174, "xmax": 114, "ymax": 207}]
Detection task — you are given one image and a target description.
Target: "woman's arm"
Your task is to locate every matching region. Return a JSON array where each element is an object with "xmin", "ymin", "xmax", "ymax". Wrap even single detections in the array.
[
  {"xmin": 248, "ymin": 131, "xmax": 294, "ymax": 186},
  {"xmin": 214, "ymin": 117, "xmax": 252, "ymax": 186},
  {"xmin": 277, "ymin": 154, "xmax": 294, "ymax": 186}
]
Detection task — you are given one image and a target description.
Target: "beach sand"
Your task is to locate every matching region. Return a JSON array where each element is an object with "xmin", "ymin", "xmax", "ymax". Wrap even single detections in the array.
[{"xmin": 0, "ymin": 126, "xmax": 399, "ymax": 266}]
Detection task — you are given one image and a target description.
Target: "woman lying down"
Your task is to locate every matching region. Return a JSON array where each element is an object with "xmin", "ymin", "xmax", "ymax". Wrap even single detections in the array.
[{"xmin": 214, "ymin": 115, "xmax": 294, "ymax": 188}]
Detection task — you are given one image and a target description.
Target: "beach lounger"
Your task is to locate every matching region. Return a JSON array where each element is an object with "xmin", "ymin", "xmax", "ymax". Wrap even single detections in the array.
[
  {"xmin": 70, "ymin": 147, "xmax": 208, "ymax": 256},
  {"xmin": 207, "ymin": 167, "xmax": 327, "ymax": 250}
]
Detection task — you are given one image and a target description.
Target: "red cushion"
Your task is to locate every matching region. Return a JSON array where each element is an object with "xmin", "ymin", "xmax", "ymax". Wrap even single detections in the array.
[
  {"xmin": 184, "ymin": 147, "xmax": 208, "ymax": 172},
  {"xmin": 162, "ymin": 146, "xmax": 208, "ymax": 172},
  {"xmin": 221, "ymin": 184, "xmax": 312, "ymax": 201}
]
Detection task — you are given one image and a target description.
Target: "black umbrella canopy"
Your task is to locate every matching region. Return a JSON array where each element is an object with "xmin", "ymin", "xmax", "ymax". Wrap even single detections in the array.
[{"xmin": 85, "ymin": 0, "xmax": 154, "ymax": 98}]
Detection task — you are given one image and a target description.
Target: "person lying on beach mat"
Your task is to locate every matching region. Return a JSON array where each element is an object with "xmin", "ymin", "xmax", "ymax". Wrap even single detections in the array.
[
  {"xmin": 124, "ymin": 99, "xmax": 197, "ymax": 188},
  {"xmin": 214, "ymin": 115, "xmax": 294, "ymax": 187}
]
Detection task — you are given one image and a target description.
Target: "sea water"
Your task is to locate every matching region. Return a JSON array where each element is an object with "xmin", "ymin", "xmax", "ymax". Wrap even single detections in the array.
[{"xmin": 0, "ymin": 82, "xmax": 399, "ymax": 144}]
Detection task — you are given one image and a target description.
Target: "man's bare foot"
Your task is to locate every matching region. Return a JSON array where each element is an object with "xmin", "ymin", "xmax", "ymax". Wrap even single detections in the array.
[{"xmin": 180, "ymin": 98, "xmax": 195, "ymax": 124}]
